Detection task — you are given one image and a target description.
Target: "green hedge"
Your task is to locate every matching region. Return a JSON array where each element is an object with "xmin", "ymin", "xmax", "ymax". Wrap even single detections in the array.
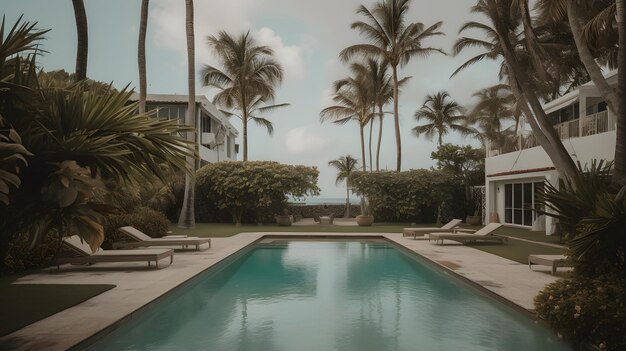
[
  {"xmin": 103, "ymin": 206, "xmax": 170, "ymax": 248},
  {"xmin": 196, "ymin": 161, "xmax": 320, "ymax": 225},
  {"xmin": 535, "ymin": 276, "xmax": 626, "ymax": 350},
  {"xmin": 350, "ymin": 170, "xmax": 461, "ymax": 222}
]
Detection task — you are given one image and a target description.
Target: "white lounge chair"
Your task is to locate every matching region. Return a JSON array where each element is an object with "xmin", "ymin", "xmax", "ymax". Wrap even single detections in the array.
[
  {"xmin": 403, "ymin": 219, "xmax": 463, "ymax": 239},
  {"xmin": 429, "ymin": 223, "xmax": 505, "ymax": 245},
  {"xmin": 55, "ymin": 235, "xmax": 173, "ymax": 269},
  {"xmin": 528, "ymin": 254, "xmax": 573, "ymax": 275},
  {"xmin": 113, "ymin": 226, "xmax": 211, "ymax": 250}
]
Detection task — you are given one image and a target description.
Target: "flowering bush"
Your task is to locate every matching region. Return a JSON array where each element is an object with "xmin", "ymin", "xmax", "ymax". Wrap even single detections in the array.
[{"xmin": 534, "ymin": 276, "xmax": 626, "ymax": 350}]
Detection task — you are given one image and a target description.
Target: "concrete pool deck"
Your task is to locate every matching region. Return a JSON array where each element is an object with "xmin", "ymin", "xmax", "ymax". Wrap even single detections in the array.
[{"xmin": 0, "ymin": 232, "xmax": 560, "ymax": 350}]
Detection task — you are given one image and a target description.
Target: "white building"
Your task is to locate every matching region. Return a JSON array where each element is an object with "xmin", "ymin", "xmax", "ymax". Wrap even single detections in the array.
[
  {"xmin": 130, "ymin": 94, "xmax": 238, "ymax": 165},
  {"xmin": 484, "ymin": 72, "xmax": 617, "ymax": 234}
]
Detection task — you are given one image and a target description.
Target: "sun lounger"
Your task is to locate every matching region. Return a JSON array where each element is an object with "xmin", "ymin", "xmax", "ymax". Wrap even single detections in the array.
[
  {"xmin": 528, "ymin": 254, "xmax": 573, "ymax": 275},
  {"xmin": 429, "ymin": 223, "xmax": 505, "ymax": 245},
  {"xmin": 403, "ymin": 219, "xmax": 462, "ymax": 238},
  {"xmin": 55, "ymin": 235, "xmax": 173, "ymax": 269},
  {"xmin": 113, "ymin": 226, "xmax": 211, "ymax": 250}
]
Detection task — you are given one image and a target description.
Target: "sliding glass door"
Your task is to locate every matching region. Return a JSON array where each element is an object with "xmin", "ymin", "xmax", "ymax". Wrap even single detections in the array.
[{"xmin": 504, "ymin": 181, "xmax": 544, "ymax": 226}]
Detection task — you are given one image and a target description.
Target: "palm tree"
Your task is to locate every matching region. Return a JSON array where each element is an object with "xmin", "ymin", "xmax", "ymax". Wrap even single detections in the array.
[
  {"xmin": 467, "ymin": 84, "xmax": 520, "ymax": 144},
  {"xmin": 351, "ymin": 59, "xmax": 407, "ymax": 172},
  {"xmin": 71, "ymin": 0, "xmax": 88, "ymax": 81},
  {"xmin": 137, "ymin": 0, "xmax": 149, "ymax": 114},
  {"xmin": 202, "ymin": 31, "xmax": 288, "ymax": 161},
  {"xmin": 328, "ymin": 155, "xmax": 359, "ymax": 218},
  {"xmin": 413, "ymin": 91, "xmax": 473, "ymax": 145},
  {"xmin": 321, "ymin": 70, "xmax": 372, "ymax": 172},
  {"xmin": 178, "ymin": 0, "xmax": 196, "ymax": 229},
  {"xmin": 340, "ymin": 0, "xmax": 445, "ymax": 172}
]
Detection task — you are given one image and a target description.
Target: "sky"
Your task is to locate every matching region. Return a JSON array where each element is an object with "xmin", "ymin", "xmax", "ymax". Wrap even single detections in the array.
[{"xmin": 4, "ymin": 0, "xmax": 501, "ymax": 198}]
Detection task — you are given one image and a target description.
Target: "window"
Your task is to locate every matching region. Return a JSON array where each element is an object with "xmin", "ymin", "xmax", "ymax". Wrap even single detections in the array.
[
  {"xmin": 226, "ymin": 135, "xmax": 232, "ymax": 158},
  {"xmin": 503, "ymin": 181, "xmax": 544, "ymax": 226},
  {"xmin": 201, "ymin": 114, "xmax": 212, "ymax": 133}
]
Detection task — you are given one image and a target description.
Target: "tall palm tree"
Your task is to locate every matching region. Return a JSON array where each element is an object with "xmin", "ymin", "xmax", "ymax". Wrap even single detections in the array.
[
  {"xmin": 467, "ymin": 84, "xmax": 519, "ymax": 141},
  {"xmin": 137, "ymin": 0, "xmax": 149, "ymax": 114},
  {"xmin": 71, "ymin": 0, "xmax": 88, "ymax": 81},
  {"xmin": 340, "ymin": 0, "xmax": 445, "ymax": 172},
  {"xmin": 321, "ymin": 70, "xmax": 373, "ymax": 172},
  {"xmin": 413, "ymin": 91, "xmax": 473, "ymax": 145},
  {"xmin": 351, "ymin": 59, "xmax": 406, "ymax": 172},
  {"xmin": 328, "ymin": 155, "xmax": 359, "ymax": 218},
  {"xmin": 202, "ymin": 31, "xmax": 288, "ymax": 161},
  {"xmin": 178, "ymin": 0, "xmax": 196, "ymax": 229}
]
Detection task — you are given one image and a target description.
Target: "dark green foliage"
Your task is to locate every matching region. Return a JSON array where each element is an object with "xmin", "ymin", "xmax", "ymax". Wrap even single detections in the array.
[
  {"xmin": 537, "ymin": 160, "xmax": 626, "ymax": 277},
  {"xmin": 535, "ymin": 276, "xmax": 626, "ymax": 351},
  {"xmin": 350, "ymin": 170, "xmax": 458, "ymax": 222},
  {"xmin": 103, "ymin": 207, "xmax": 169, "ymax": 249},
  {"xmin": 196, "ymin": 161, "xmax": 320, "ymax": 225}
]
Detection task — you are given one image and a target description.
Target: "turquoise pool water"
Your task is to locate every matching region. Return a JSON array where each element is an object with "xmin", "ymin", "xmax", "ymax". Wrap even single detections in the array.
[{"xmin": 89, "ymin": 240, "xmax": 570, "ymax": 351}]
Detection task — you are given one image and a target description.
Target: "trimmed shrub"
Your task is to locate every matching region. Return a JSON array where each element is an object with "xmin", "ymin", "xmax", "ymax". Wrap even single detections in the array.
[
  {"xmin": 2, "ymin": 233, "xmax": 58, "ymax": 274},
  {"xmin": 103, "ymin": 206, "xmax": 169, "ymax": 248},
  {"xmin": 535, "ymin": 276, "xmax": 626, "ymax": 350},
  {"xmin": 196, "ymin": 161, "xmax": 320, "ymax": 225},
  {"xmin": 350, "ymin": 170, "xmax": 459, "ymax": 222}
]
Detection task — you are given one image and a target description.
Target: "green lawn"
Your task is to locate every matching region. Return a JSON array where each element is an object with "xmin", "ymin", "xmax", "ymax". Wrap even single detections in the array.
[
  {"xmin": 0, "ymin": 277, "xmax": 115, "ymax": 337},
  {"xmin": 493, "ymin": 226, "xmax": 566, "ymax": 245},
  {"xmin": 468, "ymin": 239, "xmax": 566, "ymax": 264}
]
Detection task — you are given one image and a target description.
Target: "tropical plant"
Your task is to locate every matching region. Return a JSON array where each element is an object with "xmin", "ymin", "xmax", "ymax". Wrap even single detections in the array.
[
  {"xmin": 0, "ymin": 17, "xmax": 195, "ymax": 267},
  {"xmin": 466, "ymin": 84, "xmax": 520, "ymax": 147},
  {"xmin": 196, "ymin": 161, "xmax": 320, "ymax": 226},
  {"xmin": 71, "ymin": 0, "xmax": 88, "ymax": 81},
  {"xmin": 178, "ymin": 0, "xmax": 196, "ymax": 229},
  {"xmin": 137, "ymin": 0, "xmax": 149, "ymax": 114},
  {"xmin": 458, "ymin": 0, "xmax": 579, "ymax": 181},
  {"xmin": 340, "ymin": 0, "xmax": 445, "ymax": 171},
  {"xmin": 328, "ymin": 155, "xmax": 359, "ymax": 217},
  {"xmin": 202, "ymin": 31, "xmax": 289, "ymax": 161},
  {"xmin": 413, "ymin": 91, "xmax": 474, "ymax": 145},
  {"xmin": 350, "ymin": 169, "xmax": 457, "ymax": 222},
  {"xmin": 320, "ymin": 68, "xmax": 373, "ymax": 172}
]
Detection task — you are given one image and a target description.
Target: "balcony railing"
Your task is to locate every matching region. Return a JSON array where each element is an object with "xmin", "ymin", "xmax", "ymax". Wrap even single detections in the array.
[{"xmin": 486, "ymin": 110, "xmax": 614, "ymax": 157}]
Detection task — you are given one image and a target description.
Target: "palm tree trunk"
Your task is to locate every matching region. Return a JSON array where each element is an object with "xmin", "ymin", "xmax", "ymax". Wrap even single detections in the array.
[
  {"xmin": 368, "ymin": 106, "xmax": 374, "ymax": 173},
  {"xmin": 71, "ymin": 0, "xmax": 88, "ymax": 81},
  {"xmin": 615, "ymin": 0, "xmax": 626, "ymax": 184},
  {"xmin": 345, "ymin": 179, "xmax": 351, "ymax": 218},
  {"xmin": 376, "ymin": 105, "xmax": 383, "ymax": 172},
  {"xmin": 392, "ymin": 65, "xmax": 402, "ymax": 172},
  {"xmin": 137, "ymin": 0, "xmax": 149, "ymax": 114},
  {"xmin": 359, "ymin": 123, "xmax": 366, "ymax": 172},
  {"xmin": 491, "ymin": 6, "xmax": 578, "ymax": 180},
  {"xmin": 178, "ymin": 0, "xmax": 196, "ymax": 229},
  {"xmin": 242, "ymin": 112, "xmax": 248, "ymax": 161}
]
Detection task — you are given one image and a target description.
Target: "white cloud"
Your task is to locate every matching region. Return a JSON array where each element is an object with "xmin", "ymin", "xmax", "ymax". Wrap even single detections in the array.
[
  {"xmin": 150, "ymin": 0, "xmax": 306, "ymax": 82},
  {"xmin": 285, "ymin": 125, "xmax": 330, "ymax": 157}
]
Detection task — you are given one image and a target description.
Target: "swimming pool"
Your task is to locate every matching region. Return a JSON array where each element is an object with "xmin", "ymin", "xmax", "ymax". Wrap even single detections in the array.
[{"xmin": 88, "ymin": 240, "xmax": 570, "ymax": 351}]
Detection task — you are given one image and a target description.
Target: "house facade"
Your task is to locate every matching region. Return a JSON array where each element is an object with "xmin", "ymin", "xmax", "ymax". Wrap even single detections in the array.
[
  {"xmin": 484, "ymin": 72, "xmax": 617, "ymax": 234},
  {"xmin": 130, "ymin": 94, "xmax": 238, "ymax": 165}
]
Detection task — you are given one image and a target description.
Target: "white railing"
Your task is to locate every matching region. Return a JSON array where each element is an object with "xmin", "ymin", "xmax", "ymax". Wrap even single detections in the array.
[
  {"xmin": 581, "ymin": 110, "xmax": 612, "ymax": 136},
  {"xmin": 554, "ymin": 119, "xmax": 580, "ymax": 139},
  {"xmin": 487, "ymin": 110, "xmax": 614, "ymax": 157}
]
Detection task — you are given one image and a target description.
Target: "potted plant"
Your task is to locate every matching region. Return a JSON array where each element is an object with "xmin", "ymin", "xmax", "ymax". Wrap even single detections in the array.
[{"xmin": 356, "ymin": 196, "xmax": 374, "ymax": 226}]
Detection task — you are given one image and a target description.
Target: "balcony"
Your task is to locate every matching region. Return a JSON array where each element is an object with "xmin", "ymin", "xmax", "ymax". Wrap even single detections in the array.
[{"xmin": 487, "ymin": 110, "xmax": 614, "ymax": 157}]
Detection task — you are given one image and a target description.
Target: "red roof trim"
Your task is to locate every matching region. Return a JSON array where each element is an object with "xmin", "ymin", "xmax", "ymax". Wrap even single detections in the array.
[{"xmin": 487, "ymin": 167, "xmax": 556, "ymax": 178}]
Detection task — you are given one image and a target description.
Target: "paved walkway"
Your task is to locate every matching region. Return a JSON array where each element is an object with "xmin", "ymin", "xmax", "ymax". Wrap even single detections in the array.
[{"xmin": 0, "ymin": 232, "xmax": 560, "ymax": 350}]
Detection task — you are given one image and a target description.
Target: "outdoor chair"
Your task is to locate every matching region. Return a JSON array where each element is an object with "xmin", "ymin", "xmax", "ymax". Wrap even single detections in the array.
[
  {"xmin": 429, "ymin": 223, "xmax": 505, "ymax": 245},
  {"xmin": 55, "ymin": 235, "xmax": 173, "ymax": 269},
  {"xmin": 403, "ymin": 219, "xmax": 463, "ymax": 239},
  {"xmin": 113, "ymin": 226, "xmax": 211, "ymax": 251},
  {"xmin": 528, "ymin": 254, "xmax": 573, "ymax": 275}
]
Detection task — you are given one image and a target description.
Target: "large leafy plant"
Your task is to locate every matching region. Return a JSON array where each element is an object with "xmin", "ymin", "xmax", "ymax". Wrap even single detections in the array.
[
  {"xmin": 196, "ymin": 161, "xmax": 320, "ymax": 226},
  {"xmin": 0, "ymin": 17, "xmax": 195, "ymax": 266},
  {"xmin": 538, "ymin": 160, "xmax": 626, "ymax": 276}
]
